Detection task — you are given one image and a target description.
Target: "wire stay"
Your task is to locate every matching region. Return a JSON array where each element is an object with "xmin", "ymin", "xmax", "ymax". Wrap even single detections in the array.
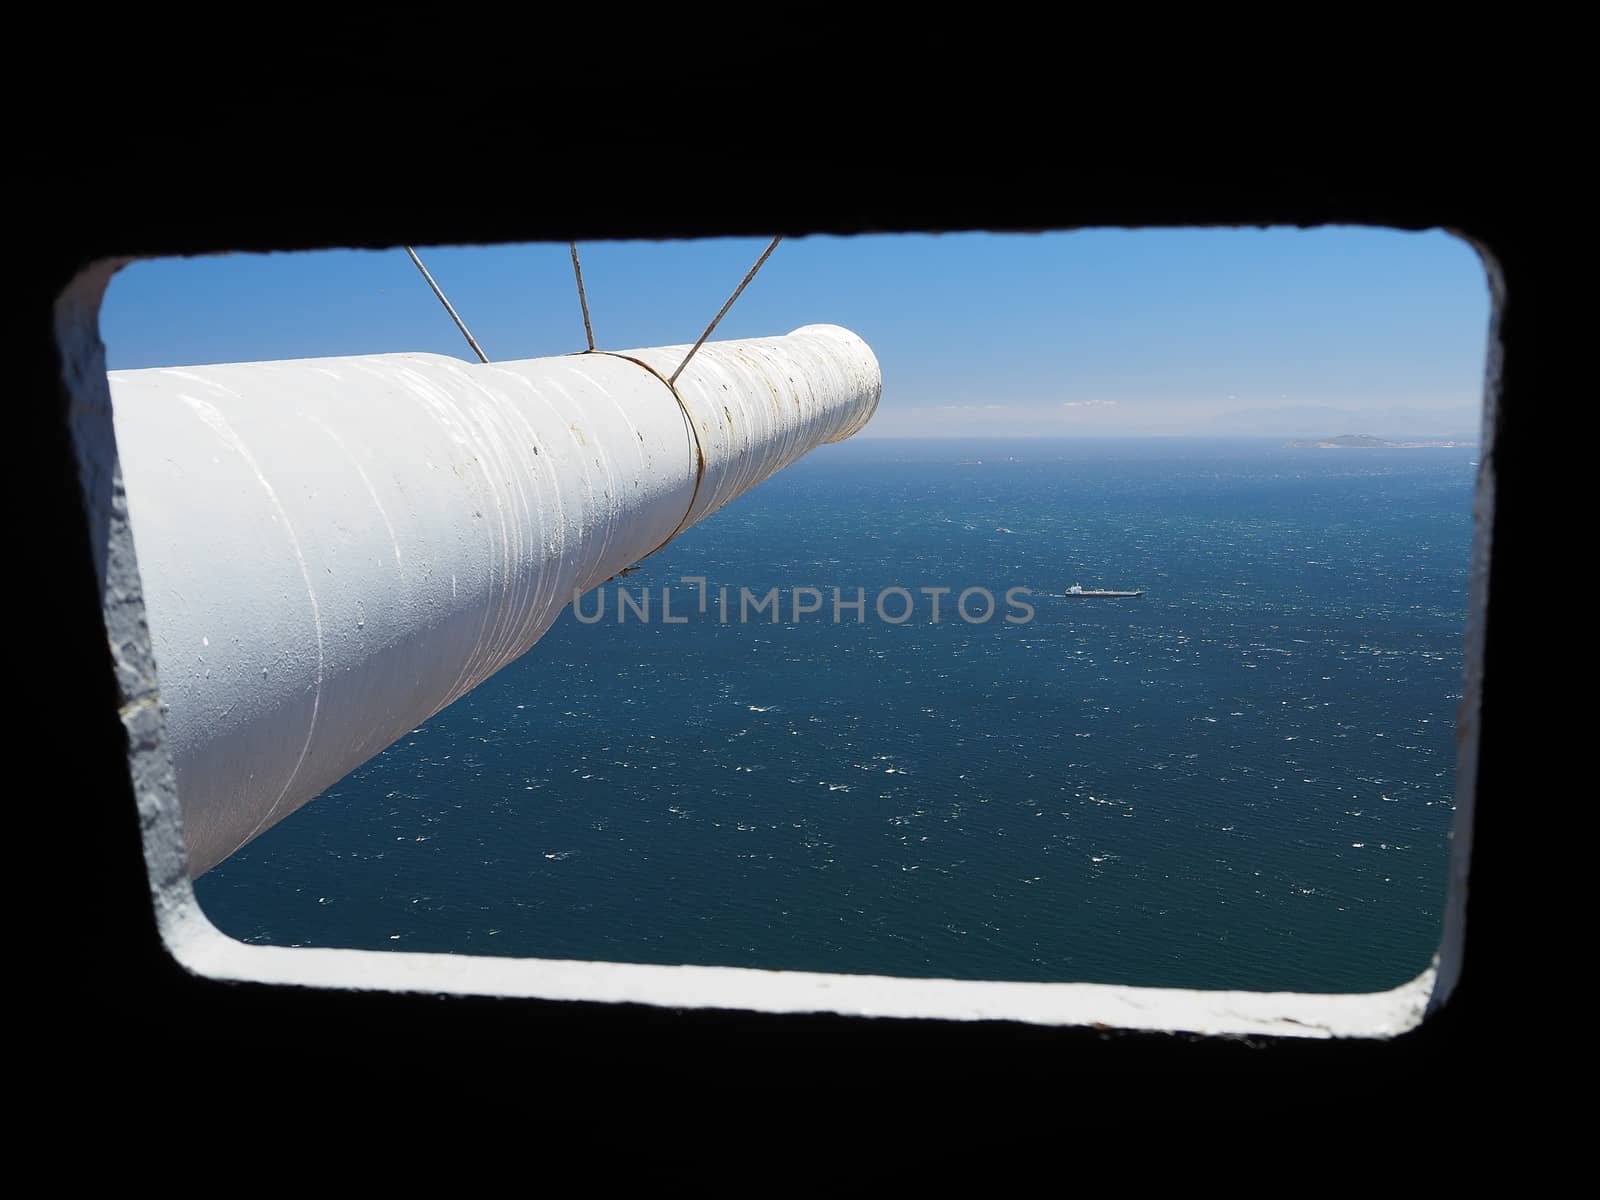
[
  {"xmin": 668, "ymin": 236, "xmax": 782, "ymax": 386},
  {"xmin": 404, "ymin": 246, "xmax": 490, "ymax": 364},
  {"xmin": 569, "ymin": 242, "xmax": 596, "ymax": 352}
]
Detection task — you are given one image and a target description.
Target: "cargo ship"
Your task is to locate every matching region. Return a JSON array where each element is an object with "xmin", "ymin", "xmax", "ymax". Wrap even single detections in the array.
[{"xmin": 1066, "ymin": 583, "xmax": 1143, "ymax": 598}]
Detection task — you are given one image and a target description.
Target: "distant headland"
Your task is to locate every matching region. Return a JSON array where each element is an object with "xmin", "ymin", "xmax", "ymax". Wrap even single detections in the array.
[{"xmin": 1285, "ymin": 434, "xmax": 1476, "ymax": 449}]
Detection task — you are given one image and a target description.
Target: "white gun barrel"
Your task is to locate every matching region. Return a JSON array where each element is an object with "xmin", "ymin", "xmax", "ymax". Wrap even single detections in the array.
[{"xmin": 110, "ymin": 325, "xmax": 881, "ymax": 874}]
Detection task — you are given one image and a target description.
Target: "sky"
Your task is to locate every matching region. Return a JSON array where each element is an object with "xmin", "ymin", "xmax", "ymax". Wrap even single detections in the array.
[{"xmin": 101, "ymin": 227, "xmax": 1490, "ymax": 438}]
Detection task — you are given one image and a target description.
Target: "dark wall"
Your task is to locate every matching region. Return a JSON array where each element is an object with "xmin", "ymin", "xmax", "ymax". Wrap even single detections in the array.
[{"xmin": 24, "ymin": 34, "xmax": 1562, "ymax": 1111}]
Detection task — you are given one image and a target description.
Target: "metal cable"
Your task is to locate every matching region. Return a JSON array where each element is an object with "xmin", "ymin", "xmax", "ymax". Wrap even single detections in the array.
[
  {"xmin": 404, "ymin": 246, "xmax": 490, "ymax": 363},
  {"xmin": 569, "ymin": 242, "xmax": 596, "ymax": 352},
  {"xmin": 594, "ymin": 352, "xmax": 709, "ymax": 562},
  {"xmin": 669, "ymin": 236, "xmax": 782, "ymax": 385}
]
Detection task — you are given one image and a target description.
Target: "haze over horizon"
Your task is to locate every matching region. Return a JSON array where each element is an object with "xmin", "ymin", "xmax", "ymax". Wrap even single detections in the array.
[
  {"xmin": 856, "ymin": 404, "xmax": 1480, "ymax": 441},
  {"xmin": 103, "ymin": 227, "xmax": 1489, "ymax": 440}
]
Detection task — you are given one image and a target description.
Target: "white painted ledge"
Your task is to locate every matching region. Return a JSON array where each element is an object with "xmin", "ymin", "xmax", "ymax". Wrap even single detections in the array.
[{"xmin": 160, "ymin": 896, "xmax": 1437, "ymax": 1038}]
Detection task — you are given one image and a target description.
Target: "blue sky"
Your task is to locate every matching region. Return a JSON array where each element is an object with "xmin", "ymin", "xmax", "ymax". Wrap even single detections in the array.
[{"xmin": 102, "ymin": 227, "xmax": 1489, "ymax": 437}]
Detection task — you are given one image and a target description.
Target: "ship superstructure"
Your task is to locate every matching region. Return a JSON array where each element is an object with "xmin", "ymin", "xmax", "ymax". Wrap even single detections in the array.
[{"xmin": 1066, "ymin": 583, "xmax": 1143, "ymax": 598}]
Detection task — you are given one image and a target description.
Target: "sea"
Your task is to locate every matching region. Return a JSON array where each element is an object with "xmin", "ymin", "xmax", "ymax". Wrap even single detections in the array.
[{"xmin": 194, "ymin": 437, "xmax": 1475, "ymax": 994}]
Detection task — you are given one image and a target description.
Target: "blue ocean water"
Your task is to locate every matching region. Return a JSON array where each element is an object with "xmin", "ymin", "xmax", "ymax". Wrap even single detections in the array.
[{"xmin": 195, "ymin": 438, "xmax": 1474, "ymax": 993}]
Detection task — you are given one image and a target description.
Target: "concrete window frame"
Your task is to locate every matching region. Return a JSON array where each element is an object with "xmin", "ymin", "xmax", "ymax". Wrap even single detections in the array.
[{"xmin": 61, "ymin": 233, "xmax": 1499, "ymax": 1043}]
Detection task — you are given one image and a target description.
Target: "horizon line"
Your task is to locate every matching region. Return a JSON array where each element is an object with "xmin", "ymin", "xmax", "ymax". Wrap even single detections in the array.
[{"xmin": 845, "ymin": 432, "xmax": 1482, "ymax": 442}]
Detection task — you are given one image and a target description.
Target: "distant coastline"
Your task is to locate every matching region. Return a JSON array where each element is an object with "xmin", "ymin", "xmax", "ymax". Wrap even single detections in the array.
[{"xmin": 1285, "ymin": 434, "xmax": 1476, "ymax": 449}]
